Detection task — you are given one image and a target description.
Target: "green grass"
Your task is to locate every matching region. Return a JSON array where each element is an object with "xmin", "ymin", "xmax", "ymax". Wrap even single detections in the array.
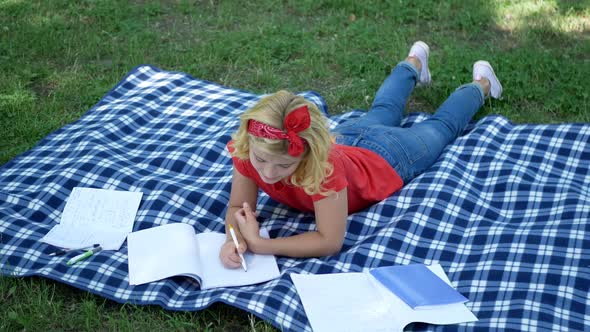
[
  {"xmin": 1, "ymin": 276, "xmax": 273, "ymax": 332},
  {"xmin": 1, "ymin": 0, "xmax": 589, "ymax": 330}
]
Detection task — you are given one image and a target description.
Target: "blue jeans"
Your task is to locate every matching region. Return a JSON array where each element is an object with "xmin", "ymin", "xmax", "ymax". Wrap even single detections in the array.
[{"xmin": 333, "ymin": 61, "xmax": 485, "ymax": 183}]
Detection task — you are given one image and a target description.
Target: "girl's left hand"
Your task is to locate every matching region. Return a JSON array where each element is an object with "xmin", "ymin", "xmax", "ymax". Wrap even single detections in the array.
[{"xmin": 235, "ymin": 202, "xmax": 260, "ymax": 245}]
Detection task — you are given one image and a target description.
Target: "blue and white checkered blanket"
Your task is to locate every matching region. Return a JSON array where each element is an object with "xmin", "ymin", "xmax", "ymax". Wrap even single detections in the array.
[{"xmin": 1, "ymin": 65, "xmax": 588, "ymax": 331}]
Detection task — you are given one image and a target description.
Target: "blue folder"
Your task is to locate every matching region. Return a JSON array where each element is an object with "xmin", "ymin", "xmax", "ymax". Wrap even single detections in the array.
[{"xmin": 369, "ymin": 264, "xmax": 468, "ymax": 310}]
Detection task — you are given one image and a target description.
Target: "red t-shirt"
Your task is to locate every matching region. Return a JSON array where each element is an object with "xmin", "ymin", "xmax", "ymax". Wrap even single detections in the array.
[{"xmin": 228, "ymin": 142, "xmax": 403, "ymax": 214}]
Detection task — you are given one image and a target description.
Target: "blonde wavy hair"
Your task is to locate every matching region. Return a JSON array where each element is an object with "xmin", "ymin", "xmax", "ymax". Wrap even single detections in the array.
[{"xmin": 231, "ymin": 90, "xmax": 334, "ymax": 196}]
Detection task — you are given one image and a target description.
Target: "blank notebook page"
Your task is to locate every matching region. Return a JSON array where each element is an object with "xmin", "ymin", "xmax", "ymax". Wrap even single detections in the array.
[{"xmin": 127, "ymin": 223, "xmax": 202, "ymax": 285}]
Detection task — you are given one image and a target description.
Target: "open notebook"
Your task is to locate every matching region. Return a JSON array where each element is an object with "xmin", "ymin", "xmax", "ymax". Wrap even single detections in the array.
[{"xmin": 127, "ymin": 223, "xmax": 281, "ymax": 289}]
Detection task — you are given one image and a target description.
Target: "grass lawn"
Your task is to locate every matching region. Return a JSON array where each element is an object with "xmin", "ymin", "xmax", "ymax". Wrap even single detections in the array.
[{"xmin": 1, "ymin": 0, "xmax": 588, "ymax": 331}]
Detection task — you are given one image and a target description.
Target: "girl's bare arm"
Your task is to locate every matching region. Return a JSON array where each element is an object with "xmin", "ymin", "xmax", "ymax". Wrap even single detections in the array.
[
  {"xmin": 225, "ymin": 168, "xmax": 258, "ymax": 238},
  {"xmin": 240, "ymin": 188, "xmax": 348, "ymax": 257},
  {"xmin": 220, "ymin": 168, "xmax": 259, "ymax": 269}
]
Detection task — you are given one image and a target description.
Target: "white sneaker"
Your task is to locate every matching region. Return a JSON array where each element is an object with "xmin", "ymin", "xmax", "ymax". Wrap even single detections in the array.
[
  {"xmin": 473, "ymin": 60, "xmax": 503, "ymax": 99},
  {"xmin": 408, "ymin": 41, "xmax": 431, "ymax": 86}
]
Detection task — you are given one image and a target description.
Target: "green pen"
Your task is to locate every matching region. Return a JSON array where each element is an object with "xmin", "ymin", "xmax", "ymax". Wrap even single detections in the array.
[{"xmin": 67, "ymin": 245, "xmax": 102, "ymax": 266}]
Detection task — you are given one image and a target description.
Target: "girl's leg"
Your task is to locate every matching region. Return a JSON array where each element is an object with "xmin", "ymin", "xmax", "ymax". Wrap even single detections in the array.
[
  {"xmin": 409, "ymin": 82, "xmax": 485, "ymax": 154},
  {"xmin": 359, "ymin": 61, "xmax": 418, "ymax": 127},
  {"xmin": 411, "ymin": 60, "xmax": 501, "ymax": 144},
  {"xmin": 335, "ymin": 42, "xmax": 430, "ymax": 130},
  {"xmin": 391, "ymin": 61, "xmax": 502, "ymax": 182}
]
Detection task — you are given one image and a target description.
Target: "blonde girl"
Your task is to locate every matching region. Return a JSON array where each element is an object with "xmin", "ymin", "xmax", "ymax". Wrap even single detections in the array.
[{"xmin": 220, "ymin": 41, "xmax": 502, "ymax": 268}]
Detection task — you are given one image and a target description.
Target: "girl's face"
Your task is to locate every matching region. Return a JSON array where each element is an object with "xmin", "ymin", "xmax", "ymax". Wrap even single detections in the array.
[{"xmin": 249, "ymin": 143, "xmax": 302, "ymax": 184}]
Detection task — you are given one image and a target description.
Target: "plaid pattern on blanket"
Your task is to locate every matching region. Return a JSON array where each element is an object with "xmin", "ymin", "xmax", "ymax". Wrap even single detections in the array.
[{"xmin": 1, "ymin": 65, "xmax": 588, "ymax": 331}]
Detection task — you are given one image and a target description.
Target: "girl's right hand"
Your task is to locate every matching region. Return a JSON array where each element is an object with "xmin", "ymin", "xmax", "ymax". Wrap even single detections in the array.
[{"xmin": 219, "ymin": 238, "xmax": 247, "ymax": 269}]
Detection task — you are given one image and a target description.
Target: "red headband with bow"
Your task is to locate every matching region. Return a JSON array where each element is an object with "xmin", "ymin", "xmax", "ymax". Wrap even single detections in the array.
[{"xmin": 247, "ymin": 105, "xmax": 311, "ymax": 157}]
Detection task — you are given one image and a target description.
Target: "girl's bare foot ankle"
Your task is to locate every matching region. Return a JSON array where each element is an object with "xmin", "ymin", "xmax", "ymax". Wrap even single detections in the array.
[
  {"xmin": 408, "ymin": 41, "xmax": 431, "ymax": 85},
  {"xmin": 406, "ymin": 56, "xmax": 422, "ymax": 73},
  {"xmin": 474, "ymin": 77, "xmax": 491, "ymax": 97},
  {"xmin": 473, "ymin": 61, "xmax": 502, "ymax": 99}
]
